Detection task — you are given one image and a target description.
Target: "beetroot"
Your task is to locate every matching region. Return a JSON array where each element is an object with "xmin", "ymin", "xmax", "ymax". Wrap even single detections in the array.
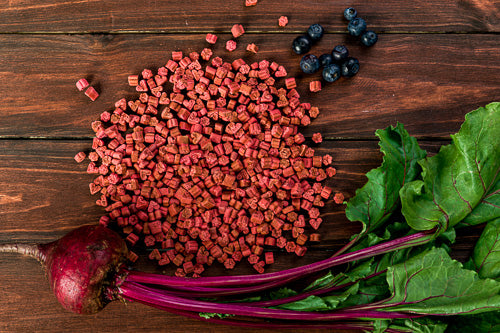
[{"xmin": 0, "ymin": 225, "xmax": 128, "ymax": 314}]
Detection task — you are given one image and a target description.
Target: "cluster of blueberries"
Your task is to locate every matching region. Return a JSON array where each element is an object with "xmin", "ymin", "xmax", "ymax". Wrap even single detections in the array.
[{"xmin": 292, "ymin": 7, "xmax": 378, "ymax": 83}]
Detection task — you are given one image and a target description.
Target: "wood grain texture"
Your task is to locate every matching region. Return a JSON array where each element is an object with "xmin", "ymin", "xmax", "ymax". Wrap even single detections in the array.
[
  {"xmin": 0, "ymin": 33, "xmax": 498, "ymax": 139},
  {"xmin": 0, "ymin": 0, "xmax": 498, "ymax": 331},
  {"xmin": 0, "ymin": 0, "xmax": 498, "ymax": 33}
]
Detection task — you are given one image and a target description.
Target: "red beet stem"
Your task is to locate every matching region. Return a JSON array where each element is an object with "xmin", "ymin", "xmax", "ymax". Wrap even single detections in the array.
[{"xmin": 120, "ymin": 281, "xmax": 420, "ymax": 321}]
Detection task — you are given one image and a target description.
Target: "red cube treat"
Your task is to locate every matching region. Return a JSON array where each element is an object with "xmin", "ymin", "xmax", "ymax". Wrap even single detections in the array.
[
  {"xmin": 334, "ymin": 192, "xmax": 345, "ymax": 204},
  {"xmin": 278, "ymin": 16, "xmax": 288, "ymax": 27},
  {"xmin": 285, "ymin": 77, "xmax": 296, "ymax": 89},
  {"xmin": 312, "ymin": 132, "xmax": 323, "ymax": 143},
  {"xmin": 205, "ymin": 33, "xmax": 218, "ymax": 44},
  {"xmin": 76, "ymin": 78, "xmax": 89, "ymax": 91},
  {"xmin": 245, "ymin": 0, "xmax": 258, "ymax": 6},
  {"xmin": 127, "ymin": 75, "xmax": 139, "ymax": 86},
  {"xmin": 264, "ymin": 252, "xmax": 274, "ymax": 265},
  {"xmin": 172, "ymin": 51, "xmax": 183, "ymax": 61},
  {"xmin": 84, "ymin": 86, "xmax": 99, "ymax": 101},
  {"xmin": 246, "ymin": 43, "xmax": 259, "ymax": 54},
  {"xmin": 231, "ymin": 24, "xmax": 245, "ymax": 38},
  {"xmin": 309, "ymin": 80, "xmax": 322, "ymax": 93},
  {"xmin": 226, "ymin": 40, "xmax": 237, "ymax": 52},
  {"xmin": 74, "ymin": 151, "xmax": 86, "ymax": 163}
]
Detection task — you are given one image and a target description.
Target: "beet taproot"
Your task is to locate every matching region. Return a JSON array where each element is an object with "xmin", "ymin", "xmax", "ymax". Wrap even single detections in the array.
[{"xmin": 0, "ymin": 225, "xmax": 128, "ymax": 314}]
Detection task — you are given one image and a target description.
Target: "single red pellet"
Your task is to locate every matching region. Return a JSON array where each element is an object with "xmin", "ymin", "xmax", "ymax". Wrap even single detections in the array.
[
  {"xmin": 323, "ymin": 154, "xmax": 333, "ymax": 166},
  {"xmin": 278, "ymin": 16, "xmax": 288, "ymax": 27},
  {"xmin": 309, "ymin": 80, "xmax": 322, "ymax": 93},
  {"xmin": 76, "ymin": 78, "xmax": 89, "ymax": 91},
  {"xmin": 285, "ymin": 77, "xmax": 296, "ymax": 90},
  {"xmin": 309, "ymin": 106, "xmax": 320, "ymax": 118},
  {"xmin": 172, "ymin": 51, "xmax": 183, "ymax": 61},
  {"xmin": 312, "ymin": 132, "xmax": 323, "ymax": 143},
  {"xmin": 334, "ymin": 192, "xmax": 345, "ymax": 204},
  {"xmin": 326, "ymin": 167, "xmax": 337, "ymax": 177},
  {"xmin": 128, "ymin": 75, "xmax": 139, "ymax": 86},
  {"xmin": 264, "ymin": 252, "xmax": 274, "ymax": 264},
  {"xmin": 200, "ymin": 48, "xmax": 213, "ymax": 61},
  {"xmin": 127, "ymin": 251, "xmax": 139, "ymax": 263},
  {"xmin": 85, "ymin": 86, "xmax": 99, "ymax": 101},
  {"xmin": 245, "ymin": 0, "xmax": 258, "ymax": 6},
  {"xmin": 74, "ymin": 151, "xmax": 86, "ymax": 163},
  {"xmin": 226, "ymin": 40, "xmax": 237, "ymax": 52},
  {"xmin": 246, "ymin": 43, "xmax": 259, "ymax": 54},
  {"xmin": 231, "ymin": 24, "xmax": 245, "ymax": 38},
  {"xmin": 205, "ymin": 33, "xmax": 218, "ymax": 44}
]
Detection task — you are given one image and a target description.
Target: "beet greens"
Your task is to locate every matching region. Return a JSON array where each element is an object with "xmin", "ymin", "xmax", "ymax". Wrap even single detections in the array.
[{"xmin": 1, "ymin": 102, "xmax": 499, "ymax": 332}]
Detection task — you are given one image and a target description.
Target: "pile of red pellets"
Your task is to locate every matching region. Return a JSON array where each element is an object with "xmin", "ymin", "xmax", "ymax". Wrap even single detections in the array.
[{"xmin": 75, "ymin": 49, "xmax": 338, "ymax": 277}]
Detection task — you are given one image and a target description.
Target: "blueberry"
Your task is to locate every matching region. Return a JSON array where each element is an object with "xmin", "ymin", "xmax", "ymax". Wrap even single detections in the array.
[
  {"xmin": 319, "ymin": 53, "xmax": 333, "ymax": 67},
  {"xmin": 347, "ymin": 17, "xmax": 367, "ymax": 36},
  {"xmin": 322, "ymin": 64, "xmax": 341, "ymax": 82},
  {"xmin": 341, "ymin": 57, "xmax": 360, "ymax": 77},
  {"xmin": 292, "ymin": 35, "xmax": 313, "ymax": 55},
  {"xmin": 343, "ymin": 7, "xmax": 357, "ymax": 21},
  {"xmin": 360, "ymin": 30, "xmax": 378, "ymax": 46},
  {"xmin": 307, "ymin": 24, "xmax": 324, "ymax": 41},
  {"xmin": 332, "ymin": 45, "xmax": 349, "ymax": 63},
  {"xmin": 300, "ymin": 54, "xmax": 320, "ymax": 74}
]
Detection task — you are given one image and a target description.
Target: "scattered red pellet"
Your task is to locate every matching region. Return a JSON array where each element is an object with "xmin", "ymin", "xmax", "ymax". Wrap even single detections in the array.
[
  {"xmin": 74, "ymin": 151, "xmax": 86, "ymax": 163},
  {"xmin": 231, "ymin": 24, "xmax": 245, "ymax": 38},
  {"xmin": 226, "ymin": 40, "xmax": 237, "ymax": 52},
  {"xmin": 334, "ymin": 192, "xmax": 345, "ymax": 204},
  {"xmin": 246, "ymin": 43, "xmax": 259, "ymax": 54},
  {"xmin": 245, "ymin": 0, "xmax": 258, "ymax": 6},
  {"xmin": 128, "ymin": 75, "xmax": 139, "ymax": 86},
  {"xmin": 205, "ymin": 33, "xmax": 218, "ymax": 44},
  {"xmin": 309, "ymin": 80, "xmax": 322, "ymax": 93},
  {"xmin": 323, "ymin": 154, "xmax": 333, "ymax": 166},
  {"xmin": 76, "ymin": 78, "xmax": 89, "ymax": 91},
  {"xmin": 200, "ymin": 48, "xmax": 213, "ymax": 61},
  {"xmin": 278, "ymin": 16, "xmax": 288, "ymax": 27},
  {"xmin": 79, "ymin": 50, "xmax": 337, "ymax": 276},
  {"xmin": 312, "ymin": 132, "xmax": 323, "ymax": 143},
  {"xmin": 84, "ymin": 86, "xmax": 99, "ymax": 101},
  {"xmin": 326, "ymin": 167, "xmax": 336, "ymax": 177},
  {"xmin": 285, "ymin": 78, "xmax": 296, "ymax": 89}
]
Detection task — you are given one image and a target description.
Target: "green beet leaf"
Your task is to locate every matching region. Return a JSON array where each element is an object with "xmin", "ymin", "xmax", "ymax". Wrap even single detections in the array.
[
  {"xmin": 444, "ymin": 310, "xmax": 500, "ymax": 332},
  {"xmin": 382, "ymin": 247, "xmax": 500, "ymax": 315},
  {"xmin": 345, "ymin": 122, "xmax": 426, "ymax": 235},
  {"xmin": 376, "ymin": 318, "xmax": 447, "ymax": 333},
  {"xmin": 274, "ymin": 283, "xmax": 360, "ymax": 312},
  {"xmin": 400, "ymin": 102, "xmax": 500, "ymax": 233},
  {"xmin": 460, "ymin": 178, "xmax": 500, "ymax": 227},
  {"xmin": 471, "ymin": 218, "xmax": 500, "ymax": 280}
]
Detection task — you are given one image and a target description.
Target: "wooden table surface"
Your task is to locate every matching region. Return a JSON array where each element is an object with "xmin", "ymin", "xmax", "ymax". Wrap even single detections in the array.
[{"xmin": 0, "ymin": 1, "xmax": 498, "ymax": 332}]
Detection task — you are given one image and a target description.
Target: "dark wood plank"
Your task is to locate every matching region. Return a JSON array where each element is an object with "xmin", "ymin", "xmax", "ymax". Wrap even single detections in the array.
[
  {"xmin": 0, "ymin": 0, "xmax": 498, "ymax": 33},
  {"xmin": 0, "ymin": 33, "xmax": 498, "ymax": 139}
]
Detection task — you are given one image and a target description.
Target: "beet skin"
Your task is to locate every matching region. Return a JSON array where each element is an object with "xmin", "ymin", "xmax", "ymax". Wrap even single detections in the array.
[{"xmin": 39, "ymin": 225, "xmax": 128, "ymax": 314}]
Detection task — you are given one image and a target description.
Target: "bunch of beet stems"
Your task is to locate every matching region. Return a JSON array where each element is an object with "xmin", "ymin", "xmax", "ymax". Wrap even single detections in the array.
[
  {"xmin": 0, "ymin": 227, "xmax": 432, "ymax": 331},
  {"xmin": 117, "ymin": 230, "xmax": 433, "ymax": 330}
]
